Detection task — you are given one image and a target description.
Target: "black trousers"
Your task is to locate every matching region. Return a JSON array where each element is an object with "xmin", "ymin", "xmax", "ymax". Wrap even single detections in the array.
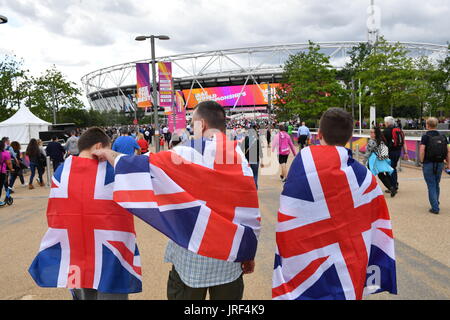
[
  {"xmin": 299, "ymin": 135, "xmax": 308, "ymax": 149},
  {"xmin": 71, "ymin": 288, "xmax": 128, "ymax": 300},
  {"xmin": 377, "ymin": 172, "xmax": 393, "ymax": 191},
  {"xmin": 167, "ymin": 265, "xmax": 244, "ymax": 300}
]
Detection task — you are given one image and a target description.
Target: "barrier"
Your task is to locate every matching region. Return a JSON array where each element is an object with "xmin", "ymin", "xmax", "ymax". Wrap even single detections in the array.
[{"xmin": 309, "ymin": 133, "xmax": 424, "ymax": 166}]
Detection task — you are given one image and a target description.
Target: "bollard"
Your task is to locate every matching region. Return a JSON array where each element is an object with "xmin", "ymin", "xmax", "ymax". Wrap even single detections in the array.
[
  {"xmin": 46, "ymin": 156, "xmax": 52, "ymax": 187},
  {"xmin": 415, "ymin": 141, "xmax": 420, "ymax": 167}
]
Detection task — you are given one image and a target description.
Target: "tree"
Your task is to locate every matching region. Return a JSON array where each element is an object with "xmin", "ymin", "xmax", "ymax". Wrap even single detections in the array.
[
  {"xmin": 28, "ymin": 66, "xmax": 85, "ymax": 122},
  {"xmin": 356, "ymin": 37, "xmax": 415, "ymax": 118},
  {"xmin": 0, "ymin": 55, "xmax": 30, "ymax": 121},
  {"xmin": 275, "ymin": 41, "xmax": 346, "ymax": 123},
  {"xmin": 430, "ymin": 44, "xmax": 450, "ymax": 117},
  {"xmin": 407, "ymin": 56, "xmax": 436, "ymax": 120}
]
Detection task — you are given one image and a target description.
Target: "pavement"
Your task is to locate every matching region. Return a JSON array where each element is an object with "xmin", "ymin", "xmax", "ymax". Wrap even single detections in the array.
[{"xmin": 0, "ymin": 150, "xmax": 449, "ymax": 300}]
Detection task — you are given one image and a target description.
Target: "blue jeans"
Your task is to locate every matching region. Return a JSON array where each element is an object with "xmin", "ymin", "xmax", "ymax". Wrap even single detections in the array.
[
  {"xmin": 389, "ymin": 149, "xmax": 401, "ymax": 189},
  {"xmin": 250, "ymin": 163, "xmax": 259, "ymax": 189},
  {"xmin": 422, "ymin": 162, "xmax": 444, "ymax": 212},
  {"xmin": 29, "ymin": 162, "xmax": 44, "ymax": 185}
]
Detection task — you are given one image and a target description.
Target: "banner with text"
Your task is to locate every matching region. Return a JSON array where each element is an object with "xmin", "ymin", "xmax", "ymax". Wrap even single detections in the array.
[
  {"xmin": 136, "ymin": 63, "xmax": 152, "ymax": 108},
  {"xmin": 182, "ymin": 83, "xmax": 280, "ymax": 109},
  {"xmin": 158, "ymin": 61, "xmax": 173, "ymax": 114}
]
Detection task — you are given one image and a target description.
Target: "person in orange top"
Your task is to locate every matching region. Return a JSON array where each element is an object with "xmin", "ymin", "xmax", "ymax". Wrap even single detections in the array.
[{"xmin": 137, "ymin": 133, "xmax": 149, "ymax": 154}]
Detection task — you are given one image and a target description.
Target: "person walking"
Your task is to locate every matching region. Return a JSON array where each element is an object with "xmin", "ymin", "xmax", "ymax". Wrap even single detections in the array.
[
  {"xmin": 137, "ymin": 133, "xmax": 149, "ymax": 154},
  {"xmin": 9, "ymin": 141, "xmax": 26, "ymax": 189},
  {"xmin": 272, "ymin": 125, "xmax": 297, "ymax": 182},
  {"xmin": 266, "ymin": 127, "xmax": 272, "ymax": 147},
  {"xmin": 363, "ymin": 127, "xmax": 396, "ymax": 197},
  {"xmin": 93, "ymin": 101, "xmax": 259, "ymax": 301},
  {"xmin": 46, "ymin": 136, "xmax": 65, "ymax": 173},
  {"xmin": 297, "ymin": 122, "xmax": 311, "ymax": 150},
  {"xmin": 241, "ymin": 125, "xmax": 263, "ymax": 189},
  {"xmin": 382, "ymin": 116, "xmax": 408, "ymax": 192},
  {"xmin": 65, "ymin": 131, "xmax": 79, "ymax": 157},
  {"xmin": 26, "ymin": 138, "xmax": 46, "ymax": 189},
  {"xmin": 419, "ymin": 117, "xmax": 450, "ymax": 214},
  {"xmin": 0, "ymin": 140, "xmax": 14, "ymax": 200},
  {"xmin": 112, "ymin": 128, "xmax": 141, "ymax": 156}
]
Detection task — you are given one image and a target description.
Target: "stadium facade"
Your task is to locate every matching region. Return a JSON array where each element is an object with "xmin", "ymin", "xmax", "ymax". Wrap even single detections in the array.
[{"xmin": 81, "ymin": 42, "xmax": 448, "ymax": 115}]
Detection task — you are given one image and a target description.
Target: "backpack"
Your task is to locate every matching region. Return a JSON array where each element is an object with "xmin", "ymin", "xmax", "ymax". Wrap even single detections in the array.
[
  {"xmin": 425, "ymin": 133, "xmax": 448, "ymax": 163},
  {"xmin": 375, "ymin": 142, "xmax": 389, "ymax": 161},
  {"xmin": 391, "ymin": 127, "xmax": 405, "ymax": 148}
]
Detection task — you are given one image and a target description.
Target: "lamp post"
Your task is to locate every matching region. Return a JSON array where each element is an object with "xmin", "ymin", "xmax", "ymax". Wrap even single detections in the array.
[
  {"xmin": 135, "ymin": 35, "xmax": 170, "ymax": 152},
  {"xmin": 0, "ymin": 15, "xmax": 7, "ymax": 24}
]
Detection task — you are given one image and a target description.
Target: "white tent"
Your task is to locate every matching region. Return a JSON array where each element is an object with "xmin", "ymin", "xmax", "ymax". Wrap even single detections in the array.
[{"xmin": 0, "ymin": 106, "xmax": 51, "ymax": 144}]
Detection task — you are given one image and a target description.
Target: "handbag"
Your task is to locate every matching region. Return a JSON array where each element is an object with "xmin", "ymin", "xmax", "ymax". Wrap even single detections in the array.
[
  {"xmin": 38, "ymin": 153, "xmax": 47, "ymax": 168},
  {"xmin": 375, "ymin": 142, "xmax": 389, "ymax": 161}
]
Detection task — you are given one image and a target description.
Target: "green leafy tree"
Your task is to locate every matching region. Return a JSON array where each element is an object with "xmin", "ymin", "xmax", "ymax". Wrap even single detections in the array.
[
  {"xmin": 28, "ymin": 66, "xmax": 85, "ymax": 122},
  {"xmin": 275, "ymin": 41, "xmax": 346, "ymax": 122},
  {"xmin": 430, "ymin": 44, "xmax": 450, "ymax": 117},
  {"xmin": 356, "ymin": 37, "xmax": 415, "ymax": 118},
  {"xmin": 0, "ymin": 55, "xmax": 30, "ymax": 121}
]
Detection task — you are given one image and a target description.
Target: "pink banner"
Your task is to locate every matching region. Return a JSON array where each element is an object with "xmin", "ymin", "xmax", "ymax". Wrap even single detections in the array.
[
  {"xmin": 158, "ymin": 62, "xmax": 173, "ymax": 114},
  {"xmin": 168, "ymin": 91, "xmax": 186, "ymax": 133}
]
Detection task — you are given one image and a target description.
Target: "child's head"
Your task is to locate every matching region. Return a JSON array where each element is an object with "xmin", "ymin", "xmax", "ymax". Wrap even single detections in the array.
[
  {"xmin": 318, "ymin": 108, "xmax": 353, "ymax": 146},
  {"xmin": 78, "ymin": 127, "xmax": 111, "ymax": 154}
]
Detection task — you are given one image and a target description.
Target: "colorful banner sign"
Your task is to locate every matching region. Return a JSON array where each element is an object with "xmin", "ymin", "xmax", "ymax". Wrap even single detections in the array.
[
  {"xmin": 168, "ymin": 91, "xmax": 186, "ymax": 133},
  {"xmin": 158, "ymin": 62, "xmax": 173, "ymax": 114},
  {"xmin": 136, "ymin": 63, "xmax": 152, "ymax": 108},
  {"xmin": 182, "ymin": 83, "xmax": 280, "ymax": 109}
]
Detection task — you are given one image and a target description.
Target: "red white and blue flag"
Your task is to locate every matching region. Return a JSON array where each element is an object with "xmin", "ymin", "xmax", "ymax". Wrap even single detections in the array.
[
  {"xmin": 113, "ymin": 133, "xmax": 261, "ymax": 262},
  {"xmin": 273, "ymin": 146, "xmax": 397, "ymax": 300},
  {"xmin": 29, "ymin": 156, "xmax": 142, "ymax": 294}
]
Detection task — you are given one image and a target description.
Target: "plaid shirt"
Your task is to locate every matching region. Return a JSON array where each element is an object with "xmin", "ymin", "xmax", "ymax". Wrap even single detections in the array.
[{"xmin": 164, "ymin": 240, "xmax": 243, "ymax": 288}]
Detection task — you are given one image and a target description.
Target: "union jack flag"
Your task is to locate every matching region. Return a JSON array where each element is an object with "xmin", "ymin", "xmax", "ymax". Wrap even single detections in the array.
[
  {"xmin": 273, "ymin": 146, "xmax": 397, "ymax": 300},
  {"xmin": 113, "ymin": 133, "xmax": 261, "ymax": 262},
  {"xmin": 29, "ymin": 156, "xmax": 142, "ymax": 294}
]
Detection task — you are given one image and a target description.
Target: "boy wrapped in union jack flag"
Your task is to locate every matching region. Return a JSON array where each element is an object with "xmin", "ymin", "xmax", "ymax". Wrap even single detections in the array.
[
  {"xmin": 29, "ymin": 128, "xmax": 142, "ymax": 300},
  {"xmin": 273, "ymin": 108, "xmax": 397, "ymax": 300}
]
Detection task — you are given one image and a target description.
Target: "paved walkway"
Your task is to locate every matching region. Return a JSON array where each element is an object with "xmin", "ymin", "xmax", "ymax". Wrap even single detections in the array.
[{"xmin": 0, "ymin": 154, "xmax": 449, "ymax": 300}]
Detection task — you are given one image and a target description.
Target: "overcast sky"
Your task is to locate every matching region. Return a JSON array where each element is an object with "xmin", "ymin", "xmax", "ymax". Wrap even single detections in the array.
[{"xmin": 1, "ymin": 0, "xmax": 449, "ymax": 99}]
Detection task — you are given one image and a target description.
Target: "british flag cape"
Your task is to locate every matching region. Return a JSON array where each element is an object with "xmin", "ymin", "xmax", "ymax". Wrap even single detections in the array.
[
  {"xmin": 113, "ymin": 133, "xmax": 261, "ymax": 262},
  {"xmin": 29, "ymin": 156, "xmax": 142, "ymax": 294},
  {"xmin": 272, "ymin": 146, "xmax": 397, "ymax": 300}
]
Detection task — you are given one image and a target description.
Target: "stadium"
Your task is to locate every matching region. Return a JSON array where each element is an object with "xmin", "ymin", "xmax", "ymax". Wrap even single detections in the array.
[{"xmin": 80, "ymin": 41, "xmax": 448, "ymax": 118}]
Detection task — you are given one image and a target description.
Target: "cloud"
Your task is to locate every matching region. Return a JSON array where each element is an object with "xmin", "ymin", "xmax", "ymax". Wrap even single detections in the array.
[{"xmin": 0, "ymin": 0, "xmax": 448, "ymax": 106}]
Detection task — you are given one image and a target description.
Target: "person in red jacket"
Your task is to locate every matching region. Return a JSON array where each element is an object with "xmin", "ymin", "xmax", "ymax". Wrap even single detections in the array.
[{"xmin": 137, "ymin": 133, "xmax": 149, "ymax": 154}]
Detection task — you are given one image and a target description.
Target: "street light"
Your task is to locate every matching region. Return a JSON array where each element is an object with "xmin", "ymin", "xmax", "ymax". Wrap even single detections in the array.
[
  {"xmin": 135, "ymin": 35, "xmax": 170, "ymax": 152},
  {"xmin": 0, "ymin": 15, "xmax": 8, "ymax": 24}
]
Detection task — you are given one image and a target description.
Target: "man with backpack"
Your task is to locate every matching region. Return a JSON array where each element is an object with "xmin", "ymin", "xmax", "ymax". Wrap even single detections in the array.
[
  {"xmin": 419, "ymin": 117, "xmax": 450, "ymax": 214},
  {"xmin": 383, "ymin": 116, "xmax": 409, "ymax": 193}
]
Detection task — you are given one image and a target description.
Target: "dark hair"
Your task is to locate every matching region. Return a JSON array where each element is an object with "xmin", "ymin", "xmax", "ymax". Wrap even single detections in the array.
[
  {"xmin": 278, "ymin": 124, "xmax": 286, "ymax": 132},
  {"xmin": 26, "ymin": 138, "xmax": 40, "ymax": 158},
  {"xmin": 10, "ymin": 141, "xmax": 21, "ymax": 152},
  {"xmin": 77, "ymin": 127, "xmax": 111, "ymax": 152},
  {"xmin": 120, "ymin": 127, "xmax": 130, "ymax": 135},
  {"xmin": 0, "ymin": 140, "xmax": 4, "ymax": 152},
  {"xmin": 319, "ymin": 108, "xmax": 353, "ymax": 146},
  {"xmin": 52, "ymin": 136, "xmax": 58, "ymax": 141},
  {"xmin": 194, "ymin": 101, "xmax": 226, "ymax": 132},
  {"xmin": 373, "ymin": 127, "xmax": 385, "ymax": 146}
]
